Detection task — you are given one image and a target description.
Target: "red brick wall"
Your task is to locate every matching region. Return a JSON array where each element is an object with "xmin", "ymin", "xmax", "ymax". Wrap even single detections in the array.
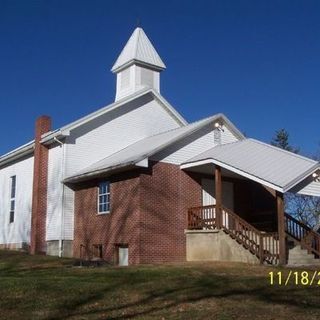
[
  {"xmin": 73, "ymin": 171, "xmax": 141, "ymax": 264},
  {"xmin": 73, "ymin": 162, "xmax": 202, "ymax": 265},
  {"xmin": 30, "ymin": 116, "xmax": 51, "ymax": 254},
  {"xmin": 139, "ymin": 162, "xmax": 201, "ymax": 263}
]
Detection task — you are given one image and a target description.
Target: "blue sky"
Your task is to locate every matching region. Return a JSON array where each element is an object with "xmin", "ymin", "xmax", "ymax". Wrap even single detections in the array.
[{"xmin": 0, "ymin": 0, "xmax": 319, "ymax": 157}]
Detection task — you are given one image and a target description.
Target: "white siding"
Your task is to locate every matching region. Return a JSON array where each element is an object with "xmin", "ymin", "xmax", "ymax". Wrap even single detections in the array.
[
  {"xmin": 153, "ymin": 124, "xmax": 238, "ymax": 165},
  {"xmin": 62, "ymin": 186, "xmax": 74, "ymax": 241},
  {"xmin": 221, "ymin": 125, "xmax": 238, "ymax": 145},
  {"xmin": 0, "ymin": 155, "xmax": 34, "ymax": 246},
  {"xmin": 46, "ymin": 145, "xmax": 63, "ymax": 241},
  {"xmin": 295, "ymin": 181, "xmax": 320, "ymax": 197},
  {"xmin": 64, "ymin": 97, "xmax": 180, "ymax": 176},
  {"xmin": 61, "ymin": 96, "xmax": 181, "ymax": 240}
]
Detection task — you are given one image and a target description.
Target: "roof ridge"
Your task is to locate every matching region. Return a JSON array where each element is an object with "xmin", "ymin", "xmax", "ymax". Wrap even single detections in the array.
[{"xmin": 133, "ymin": 28, "xmax": 140, "ymax": 59}]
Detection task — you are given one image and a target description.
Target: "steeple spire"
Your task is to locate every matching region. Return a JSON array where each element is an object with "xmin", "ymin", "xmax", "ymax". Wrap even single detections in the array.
[
  {"xmin": 111, "ymin": 28, "xmax": 166, "ymax": 101},
  {"xmin": 111, "ymin": 27, "xmax": 166, "ymax": 73}
]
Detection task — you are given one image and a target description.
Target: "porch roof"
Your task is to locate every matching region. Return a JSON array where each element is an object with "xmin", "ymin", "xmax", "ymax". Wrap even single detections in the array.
[{"xmin": 181, "ymin": 139, "xmax": 320, "ymax": 194}]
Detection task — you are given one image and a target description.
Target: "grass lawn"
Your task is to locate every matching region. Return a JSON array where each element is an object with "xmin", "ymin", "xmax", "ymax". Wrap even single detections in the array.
[{"xmin": 0, "ymin": 250, "xmax": 320, "ymax": 319}]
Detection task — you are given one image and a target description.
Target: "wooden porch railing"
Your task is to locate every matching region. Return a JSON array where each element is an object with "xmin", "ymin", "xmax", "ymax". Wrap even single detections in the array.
[
  {"xmin": 285, "ymin": 213, "xmax": 320, "ymax": 257},
  {"xmin": 187, "ymin": 205, "xmax": 279, "ymax": 264},
  {"xmin": 188, "ymin": 205, "xmax": 216, "ymax": 229}
]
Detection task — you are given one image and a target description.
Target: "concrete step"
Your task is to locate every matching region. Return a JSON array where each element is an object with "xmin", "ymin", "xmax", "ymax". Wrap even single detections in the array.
[{"xmin": 288, "ymin": 245, "xmax": 320, "ymax": 266}]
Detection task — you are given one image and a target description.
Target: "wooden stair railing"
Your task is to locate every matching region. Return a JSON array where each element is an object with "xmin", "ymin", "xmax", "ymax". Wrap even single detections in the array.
[
  {"xmin": 188, "ymin": 205, "xmax": 216, "ymax": 230},
  {"xmin": 221, "ymin": 206, "xmax": 279, "ymax": 264},
  {"xmin": 187, "ymin": 205, "xmax": 279, "ymax": 264},
  {"xmin": 285, "ymin": 213, "xmax": 320, "ymax": 257}
]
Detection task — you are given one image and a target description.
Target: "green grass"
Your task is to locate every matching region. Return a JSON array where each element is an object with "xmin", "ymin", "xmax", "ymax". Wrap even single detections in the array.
[{"xmin": 0, "ymin": 250, "xmax": 320, "ymax": 319}]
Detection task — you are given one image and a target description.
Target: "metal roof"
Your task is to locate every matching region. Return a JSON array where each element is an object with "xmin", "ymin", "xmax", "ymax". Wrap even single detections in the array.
[
  {"xmin": 181, "ymin": 139, "xmax": 320, "ymax": 193},
  {"xmin": 111, "ymin": 27, "xmax": 166, "ymax": 73},
  {"xmin": 64, "ymin": 114, "xmax": 235, "ymax": 183}
]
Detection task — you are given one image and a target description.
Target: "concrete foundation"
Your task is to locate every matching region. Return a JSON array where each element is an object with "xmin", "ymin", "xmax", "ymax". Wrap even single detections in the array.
[
  {"xmin": 287, "ymin": 245, "xmax": 320, "ymax": 266},
  {"xmin": 185, "ymin": 229, "xmax": 259, "ymax": 264},
  {"xmin": 46, "ymin": 240, "xmax": 73, "ymax": 257},
  {"xmin": 0, "ymin": 242, "xmax": 29, "ymax": 251}
]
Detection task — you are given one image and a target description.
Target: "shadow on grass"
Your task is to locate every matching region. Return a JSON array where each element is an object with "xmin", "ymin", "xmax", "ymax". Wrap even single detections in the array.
[
  {"xmin": 1, "ymin": 251, "xmax": 320, "ymax": 320},
  {"xmin": 46, "ymin": 271, "xmax": 320, "ymax": 320}
]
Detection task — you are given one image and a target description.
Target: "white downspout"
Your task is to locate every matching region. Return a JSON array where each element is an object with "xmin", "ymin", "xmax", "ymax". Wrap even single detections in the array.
[{"xmin": 54, "ymin": 136, "xmax": 65, "ymax": 258}]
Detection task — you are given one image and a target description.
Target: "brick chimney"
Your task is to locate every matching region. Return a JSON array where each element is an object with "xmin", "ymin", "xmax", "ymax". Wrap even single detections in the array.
[{"xmin": 30, "ymin": 115, "xmax": 51, "ymax": 254}]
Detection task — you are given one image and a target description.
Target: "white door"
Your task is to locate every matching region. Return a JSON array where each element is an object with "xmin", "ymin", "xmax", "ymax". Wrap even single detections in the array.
[
  {"xmin": 118, "ymin": 247, "xmax": 128, "ymax": 266},
  {"xmin": 202, "ymin": 179, "xmax": 234, "ymax": 228}
]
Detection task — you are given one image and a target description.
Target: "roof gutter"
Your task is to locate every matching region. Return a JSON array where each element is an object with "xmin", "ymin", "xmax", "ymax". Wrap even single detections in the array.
[
  {"xmin": 0, "ymin": 142, "xmax": 35, "ymax": 167},
  {"xmin": 283, "ymin": 163, "xmax": 320, "ymax": 193},
  {"xmin": 40, "ymin": 130, "xmax": 69, "ymax": 145},
  {"xmin": 64, "ymin": 162, "xmax": 138, "ymax": 184}
]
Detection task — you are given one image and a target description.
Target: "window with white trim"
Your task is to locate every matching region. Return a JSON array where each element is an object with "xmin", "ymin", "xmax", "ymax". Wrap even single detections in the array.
[
  {"xmin": 9, "ymin": 176, "xmax": 16, "ymax": 223},
  {"xmin": 98, "ymin": 181, "xmax": 110, "ymax": 214}
]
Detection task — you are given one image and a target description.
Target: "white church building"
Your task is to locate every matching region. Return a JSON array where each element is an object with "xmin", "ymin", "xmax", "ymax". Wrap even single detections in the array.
[{"xmin": 0, "ymin": 27, "xmax": 319, "ymax": 266}]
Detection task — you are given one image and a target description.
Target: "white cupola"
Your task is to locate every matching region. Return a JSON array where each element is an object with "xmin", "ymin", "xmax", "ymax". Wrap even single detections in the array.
[{"xmin": 111, "ymin": 27, "xmax": 166, "ymax": 101}]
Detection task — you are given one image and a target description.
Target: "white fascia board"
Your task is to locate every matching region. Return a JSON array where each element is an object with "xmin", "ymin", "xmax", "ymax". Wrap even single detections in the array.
[
  {"xmin": 112, "ymin": 60, "xmax": 165, "ymax": 73},
  {"xmin": 284, "ymin": 163, "xmax": 320, "ymax": 193},
  {"xmin": 181, "ymin": 159, "xmax": 284, "ymax": 193},
  {"xmin": 40, "ymin": 88, "xmax": 187, "ymax": 146},
  {"xmin": 64, "ymin": 158, "xmax": 149, "ymax": 184},
  {"xmin": 151, "ymin": 90, "xmax": 188, "ymax": 126},
  {"xmin": 218, "ymin": 113, "xmax": 245, "ymax": 140},
  {"xmin": 40, "ymin": 88, "xmax": 151, "ymax": 145},
  {"xmin": 0, "ymin": 141, "xmax": 35, "ymax": 166}
]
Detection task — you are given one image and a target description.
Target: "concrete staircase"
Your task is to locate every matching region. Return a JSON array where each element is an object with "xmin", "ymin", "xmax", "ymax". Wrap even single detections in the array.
[{"xmin": 288, "ymin": 245, "xmax": 320, "ymax": 266}]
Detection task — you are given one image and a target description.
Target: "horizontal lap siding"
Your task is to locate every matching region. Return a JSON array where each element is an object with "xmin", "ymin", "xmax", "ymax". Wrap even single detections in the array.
[
  {"xmin": 65, "ymin": 97, "xmax": 181, "ymax": 177},
  {"xmin": 153, "ymin": 124, "xmax": 238, "ymax": 165},
  {"xmin": 296, "ymin": 181, "xmax": 320, "ymax": 197},
  {"xmin": 64, "ymin": 97, "xmax": 181, "ymax": 241},
  {"xmin": 0, "ymin": 155, "xmax": 34, "ymax": 245}
]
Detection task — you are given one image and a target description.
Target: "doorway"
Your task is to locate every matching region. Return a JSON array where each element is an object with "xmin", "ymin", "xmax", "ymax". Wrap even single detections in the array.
[{"xmin": 117, "ymin": 245, "xmax": 128, "ymax": 266}]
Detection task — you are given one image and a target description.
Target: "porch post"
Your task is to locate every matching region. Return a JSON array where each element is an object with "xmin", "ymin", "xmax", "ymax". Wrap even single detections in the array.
[
  {"xmin": 277, "ymin": 191, "xmax": 286, "ymax": 265},
  {"xmin": 215, "ymin": 165, "xmax": 222, "ymax": 229}
]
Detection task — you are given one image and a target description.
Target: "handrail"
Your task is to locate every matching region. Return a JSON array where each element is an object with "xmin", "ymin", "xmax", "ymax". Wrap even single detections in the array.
[
  {"xmin": 188, "ymin": 205, "xmax": 216, "ymax": 230},
  {"xmin": 187, "ymin": 204, "xmax": 279, "ymax": 264},
  {"xmin": 285, "ymin": 213, "xmax": 320, "ymax": 257},
  {"xmin": 221, "ymin": 206, "xmax": 279, "ymax": 264}
]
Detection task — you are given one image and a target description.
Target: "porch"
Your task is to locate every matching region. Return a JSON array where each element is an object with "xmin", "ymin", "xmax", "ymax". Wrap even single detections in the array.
[{"xmin": 181, "ymin": 139, "xmax": 320, "ymax": 265}]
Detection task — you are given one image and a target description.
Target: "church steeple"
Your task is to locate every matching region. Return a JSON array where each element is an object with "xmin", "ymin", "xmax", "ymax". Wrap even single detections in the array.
[{"xmin": 111, "ymin": 28, "xmax": 166, "ymax": 101}]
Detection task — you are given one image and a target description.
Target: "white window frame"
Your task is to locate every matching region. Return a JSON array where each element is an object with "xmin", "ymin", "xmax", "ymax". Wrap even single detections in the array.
[
  {"xmin": 9, "ymin": 175, "xmax": 16, "ymax": 223},
  {"xmin": 97, "ymin": 181, "xmax": 110, "ymax": 214}
]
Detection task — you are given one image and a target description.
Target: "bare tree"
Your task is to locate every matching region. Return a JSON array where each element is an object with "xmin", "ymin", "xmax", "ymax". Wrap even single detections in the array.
[{"xmin": 271, "ymin": 130, "xmax": 320, "ymax": 229}]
